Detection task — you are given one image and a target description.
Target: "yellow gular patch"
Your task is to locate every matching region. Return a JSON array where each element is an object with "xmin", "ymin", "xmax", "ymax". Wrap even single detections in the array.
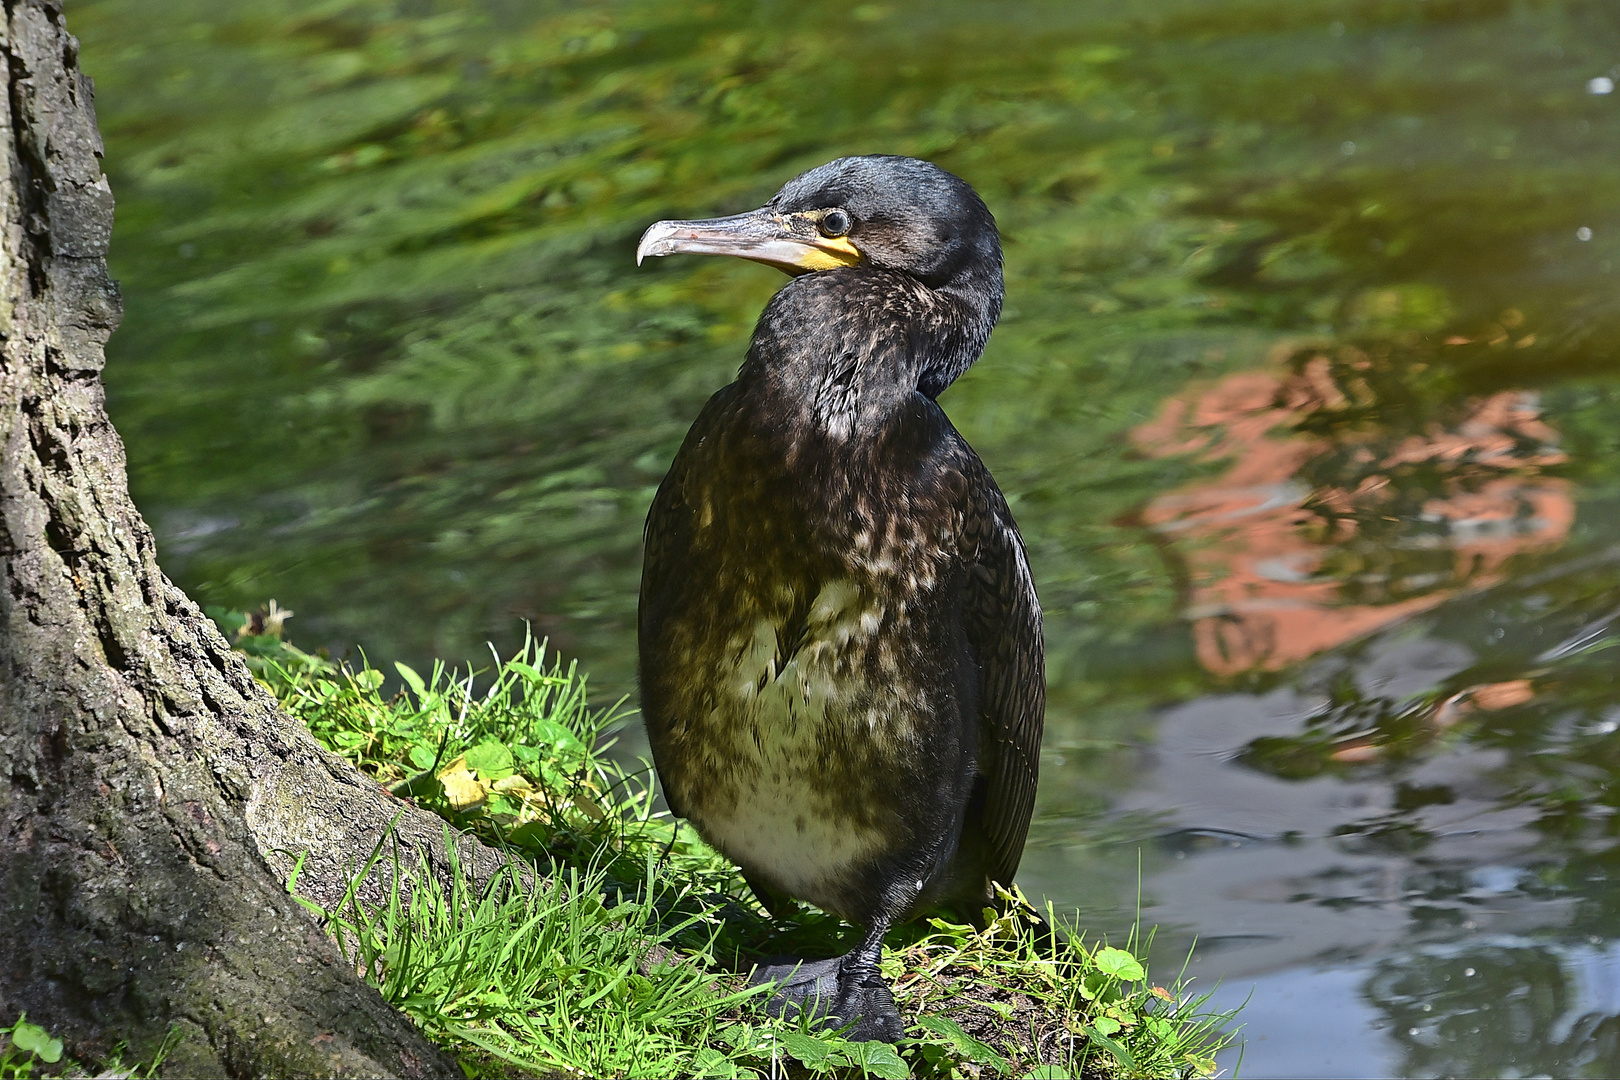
[
  {"xmin": 753, "ymin": 235, "xmax": 863, "ymax": 275},
  {"xmin": 798, "ymin": 236, "xmax": 862, "ymax": 270}
]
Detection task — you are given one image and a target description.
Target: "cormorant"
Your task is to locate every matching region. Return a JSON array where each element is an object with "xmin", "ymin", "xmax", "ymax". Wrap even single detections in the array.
[{"xmin": 635, "ymin": 155, "xmax": 1044, "ymax": 1042}]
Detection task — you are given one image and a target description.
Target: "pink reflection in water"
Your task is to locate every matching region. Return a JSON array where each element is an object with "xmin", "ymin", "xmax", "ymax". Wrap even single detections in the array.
[{"xmin": 1133, "ymin": 354, "xmax": 1573, "ymax": 675}]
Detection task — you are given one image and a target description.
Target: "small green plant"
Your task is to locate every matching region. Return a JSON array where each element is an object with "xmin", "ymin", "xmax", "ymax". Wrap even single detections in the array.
[
  {"xmin": 231, "ymin": 614, "xmax": 1238, "ymax": 1077},
  {"xmin": 1, "ymin": 1016, "xmax": 61, "ymax": 1079},
  {"xmin": 0, "ymin": 1015, "xmax": 177, "ymax": 1080}
]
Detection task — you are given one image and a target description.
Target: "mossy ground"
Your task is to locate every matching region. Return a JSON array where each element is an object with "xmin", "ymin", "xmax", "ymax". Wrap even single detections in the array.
[{"xmin": 219, "ymin": 611, "xmax": 1237, "ymax": 1080}]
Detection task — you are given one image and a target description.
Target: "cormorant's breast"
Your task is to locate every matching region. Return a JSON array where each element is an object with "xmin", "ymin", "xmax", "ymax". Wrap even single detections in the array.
[{"xmin": 639, "ymin": 382, "xmax": 983, "ymax": 923}]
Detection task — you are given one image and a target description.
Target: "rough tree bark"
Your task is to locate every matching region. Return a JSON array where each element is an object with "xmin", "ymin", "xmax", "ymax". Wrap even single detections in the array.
[{"xmin": 0, "ymin": 5, "xmax": 502, "ymax": 1075}]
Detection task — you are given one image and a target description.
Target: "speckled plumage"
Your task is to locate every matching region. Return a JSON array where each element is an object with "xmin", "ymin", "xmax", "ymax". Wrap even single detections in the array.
[{"xmin": 637, "ymin": 156, "xmax": 1044, "ymax": 1039}]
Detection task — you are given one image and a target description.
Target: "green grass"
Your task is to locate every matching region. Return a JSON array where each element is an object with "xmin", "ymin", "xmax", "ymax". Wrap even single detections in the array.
[{"xmin": 226, "ymin": 610, "xmax": 1238, "ymax": 1079}]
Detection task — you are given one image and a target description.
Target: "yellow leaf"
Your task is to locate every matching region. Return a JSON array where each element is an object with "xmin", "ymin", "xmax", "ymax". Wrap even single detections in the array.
[{"xmin": 437, "ymin": 756, "xmax": 488, "ymax": 811}]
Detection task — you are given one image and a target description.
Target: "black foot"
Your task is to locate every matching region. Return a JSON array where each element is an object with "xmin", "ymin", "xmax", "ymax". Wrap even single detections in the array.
[
  {"xmin": 748, "ymin": 954, "xmax": 904, "ymax": 1043},
  {"xmin": 750, "ymin": 955, "xmax": 842, "ymax": 1021},
  {"xmin": 828, "ymin": 954, "xmax": 904, "ymax": 1042}
]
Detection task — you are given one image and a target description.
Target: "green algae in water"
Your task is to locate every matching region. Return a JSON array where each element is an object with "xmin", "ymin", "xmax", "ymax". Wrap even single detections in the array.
[{"xmin": 84, "ymin": 0, "xmax": 1620, "ymax": 706}]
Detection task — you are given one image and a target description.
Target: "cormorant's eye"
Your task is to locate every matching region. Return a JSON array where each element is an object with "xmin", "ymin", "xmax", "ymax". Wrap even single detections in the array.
[{"xmin": 818, "ymin": 209, "xmax": 852, "ymax": 238}]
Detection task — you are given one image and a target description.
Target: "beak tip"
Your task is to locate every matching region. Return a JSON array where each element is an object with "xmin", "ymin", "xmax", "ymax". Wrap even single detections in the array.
[{"xmin": 635, "ymin": 220, "xmax": 675, "ymax": 267}]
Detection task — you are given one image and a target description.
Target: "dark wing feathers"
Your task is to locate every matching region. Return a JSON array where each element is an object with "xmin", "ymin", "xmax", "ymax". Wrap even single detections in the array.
[
  {"xmin": 639, "ymin": 470, "xmax": 689, "ymax": 822},
  {"xmin": 639, "ymin": 392, "xmax": 728, "ymax": 824},
  {"xmin": 640, "ymin": 384, "xmax": 737, "ymax": 657},
  {"xmin": 960, "ymin": 463, "xmax": 1045, "ymax": 889},
  {"xmin": 640, "ymin": 471, "xmax": 689, "ymax": 639}
]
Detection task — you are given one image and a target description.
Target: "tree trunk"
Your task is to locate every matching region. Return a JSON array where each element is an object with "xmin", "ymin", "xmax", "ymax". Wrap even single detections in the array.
[{"xmin": 0, "ymin": 4, "xmax": 499, "ymax": 1075}]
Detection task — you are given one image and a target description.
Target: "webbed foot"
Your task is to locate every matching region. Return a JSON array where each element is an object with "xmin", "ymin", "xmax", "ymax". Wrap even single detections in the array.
[
  {"xmin": 750, "ymin": 954, "xmax": 842, "ymax": 1021},
  {"xmin": 827, "ymin": 953, "xmax": 904, "ymax": 1042},
  {"xmin": 748, "ymin": 953, "xmax": 904, "ymax": 1043}
]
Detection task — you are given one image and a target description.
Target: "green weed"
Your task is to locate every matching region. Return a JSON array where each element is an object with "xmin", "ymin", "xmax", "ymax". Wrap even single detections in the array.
[
  {"xmin": 0, "ymin": 1014, "xmax": 174, "ymax": 1080},
  {"xmin": 1, "ymin": 1017, "xmax": 61, "ymax": 1080}
]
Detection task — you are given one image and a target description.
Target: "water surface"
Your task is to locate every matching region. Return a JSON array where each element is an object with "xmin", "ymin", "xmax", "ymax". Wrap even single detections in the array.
[{"xmin": 76, "ymin": 1, "xmax": 1620, "ymax": 1074}]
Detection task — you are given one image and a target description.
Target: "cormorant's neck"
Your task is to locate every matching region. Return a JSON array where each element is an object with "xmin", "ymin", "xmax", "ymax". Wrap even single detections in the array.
[
  {"xmin": 737, "ymin": 265, "xmax": 1002, "ymax": 442},
  {"xmin": 919, "ymin": 256, "xmax": 1003, "ymax": 398}
]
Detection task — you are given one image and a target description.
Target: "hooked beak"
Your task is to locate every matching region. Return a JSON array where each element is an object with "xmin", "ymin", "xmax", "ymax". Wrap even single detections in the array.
[{"xmin": 636, "ymin": 210, "xmax": 861, "ymax": 275}]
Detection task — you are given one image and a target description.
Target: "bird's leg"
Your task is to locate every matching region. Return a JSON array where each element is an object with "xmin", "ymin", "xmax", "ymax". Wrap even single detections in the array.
[
  {"xmin": 828, "ymin": 914, "xmax": 904, "ymax": 1042},
  {"xmin": 747, "ymin": 913, "xmax": 904, "ymax": 1043}
]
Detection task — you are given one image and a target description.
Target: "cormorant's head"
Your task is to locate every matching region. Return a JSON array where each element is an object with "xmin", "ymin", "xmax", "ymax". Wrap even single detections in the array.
[
  {"xmin": 636, "ymin": 155, "xmax": 1001, "ymax": 294},
  {"xmin": 638, "ymin": 156, "xmax": 1003, "ymax": 399}
]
